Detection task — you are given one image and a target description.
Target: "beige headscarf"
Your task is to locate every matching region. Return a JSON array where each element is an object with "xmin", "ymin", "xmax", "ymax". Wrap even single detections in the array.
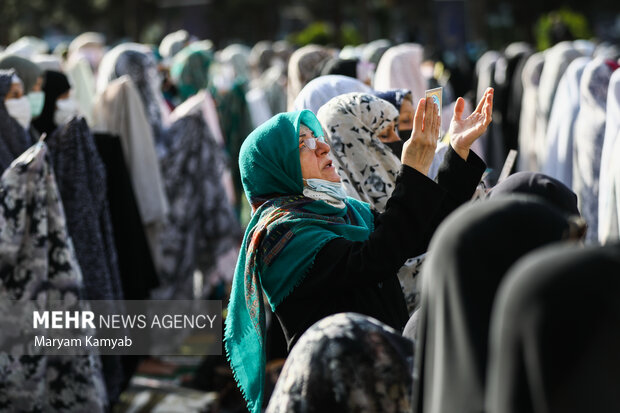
[
  {"xmin": 91, "ymin": 75, "xmax": 169, "ymax": 229},
  {"xmin": 286, "ymin": 44, "xmax": 333, "ymax": 110}
]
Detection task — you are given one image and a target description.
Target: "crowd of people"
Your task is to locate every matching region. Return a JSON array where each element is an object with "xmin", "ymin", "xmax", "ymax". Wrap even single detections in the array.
[{"xmin": 0, "ymin": 27, "xmax": 618, "ymax": 412}]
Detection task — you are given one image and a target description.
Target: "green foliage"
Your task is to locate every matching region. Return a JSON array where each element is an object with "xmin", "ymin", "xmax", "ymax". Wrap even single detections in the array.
[
  {"xmin": 341, "ymin": 23, "xmax": 362, "ymax": 46},
  {"xmin": 288, "ymin": 21, "xmax": 334, "ymax": 46},
  {"xmin": 288, "ymin": 21, "xmax": 362, "ymax": 47},
  {"xmin": 534, "ymin": 8, "xmax": 592, "ymax": 51}
]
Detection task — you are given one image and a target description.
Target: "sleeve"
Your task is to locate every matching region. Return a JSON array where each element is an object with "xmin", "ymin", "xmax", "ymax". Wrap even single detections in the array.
[
  {"xmin": 302, "ymin": 145, "xmax": 486, "ymax": 291},
  {"xmin": 435, "ymin": 145, "xmax": 487, "ymax": 204}
]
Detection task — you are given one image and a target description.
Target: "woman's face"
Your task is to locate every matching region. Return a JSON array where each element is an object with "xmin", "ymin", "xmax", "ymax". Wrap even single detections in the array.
[
  {"xmin": 299, "ymin": 124, "xmax": 340, "ymax": 183},
  {"xmin": 398, "ymin": 98, "xmax": 414, "ymax": 131},
  {"xmin": 376, "ymin": 121, "xmax": 400, "ymax": 143},
  {"xmin": 56, "ymin": 90, "xmax": 70, "ymax": 105},
  {"xmin": 5, "ymin": 82, "xmax": 23, "ymax": 101},
  {"xmin": 32, "ymin": 76, "xmax": 43, "ymax": 93}
]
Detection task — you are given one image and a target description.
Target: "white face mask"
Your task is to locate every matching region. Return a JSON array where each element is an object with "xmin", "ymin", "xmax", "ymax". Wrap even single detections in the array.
[
  {"xmin": 304, "ymin": 178, "xmax": 348, "ymax": 202},
  {"xmin": 5, "ymin": 96, "xmax": 32, "ymax": 130},
  {"xmin": 54, "ymin": 98, "xmax": 79, "ymax": 126}
]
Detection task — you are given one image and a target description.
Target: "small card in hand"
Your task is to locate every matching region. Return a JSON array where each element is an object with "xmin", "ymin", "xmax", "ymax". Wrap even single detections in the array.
[
  {"xmin": 425, "ymin": 87, "xmax": 442, "ymax": 114},
  {"xmin": 425, "ymin": 87, "xmax": 442, "ymax": 139}
]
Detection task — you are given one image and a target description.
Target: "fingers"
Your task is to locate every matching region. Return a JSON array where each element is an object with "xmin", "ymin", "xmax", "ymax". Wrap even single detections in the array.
[
  {"xmin": 474, "ymin": 87, "xmax": 493, "ymax": 114},
  {"xmin": 403, "ymin": 98, "xmax": 438, "ymax": 174},
  {"xmin": 413, "ymin": 98, "xmax": 425, "ymax": 135},
  {"xmin": 424, "ymin": 96, "xmax": 434, "ymax": 132},
  {"xmin": 431, "ymin": 102, "xmax": 441, "ymax": 139},
  {"xmin": 453, "ymin": 97, "xmax": 465, "ymax": 121},
  {"xmin": 483, "ymin": 90, "xmax": 494, "ymax": 125},
  {"xmin": 425, "ymin": 96, "xmax": 441, "ymax": 135}
]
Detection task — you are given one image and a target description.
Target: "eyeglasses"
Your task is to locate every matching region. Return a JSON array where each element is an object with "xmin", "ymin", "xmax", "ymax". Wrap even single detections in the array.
[{"xmin": 299, "ymin": 136, "xmax": 326, "ymax": 151}]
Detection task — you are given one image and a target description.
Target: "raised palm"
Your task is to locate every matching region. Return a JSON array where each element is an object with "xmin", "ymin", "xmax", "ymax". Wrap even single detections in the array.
[{"xmin": 448, "ymin": 88, "xmax": 494, "ymax": 159}]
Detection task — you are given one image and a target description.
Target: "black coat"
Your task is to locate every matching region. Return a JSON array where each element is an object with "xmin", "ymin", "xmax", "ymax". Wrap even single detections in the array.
[
  {"xmin": 276, "ymin": 146, "xmax": 487, "ymax": 350},
  {"xmin": 413, "ymin": 196, "xmax": 573, "ymax": 413},
  {"xmin": 486, "ymin": 241, "xmax": 620, "ymax": 413}
]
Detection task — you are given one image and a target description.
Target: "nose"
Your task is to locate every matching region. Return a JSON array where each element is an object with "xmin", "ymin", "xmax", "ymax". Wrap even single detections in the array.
[
  {"xmin": 315, "ymin": 139, "xmax": 330, "ymax": 155},
  {"xmin": 389, "ymin": 127, "xmax": 400, "ymax": 142}
]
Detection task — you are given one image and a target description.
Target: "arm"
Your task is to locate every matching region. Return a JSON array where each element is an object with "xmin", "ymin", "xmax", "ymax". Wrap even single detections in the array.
[
  {"xmin": 302, "ymin": 165, "xmax": 446, "ymax": 291},
  {"xmin": 276, "ymin": 92, "xmax": 493, "ymax": 348},
  {"xmin": 275, "ymin": 163, "xmax": 445, "ymax": 348},
  {"xmin": 300, "ymin": 90, "xmax": 494, "ymax": 290}
]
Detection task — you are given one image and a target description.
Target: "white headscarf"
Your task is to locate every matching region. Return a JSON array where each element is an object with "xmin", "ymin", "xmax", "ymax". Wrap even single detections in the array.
[
  {"xmin": 317, "ymin": 92, "xmax": 400, "ymax": 211},
  {"xmin": 535, "ymin": 41, "xmax": 583, "ymax": 165},
  {"xmin": 31, "ymin": 54, "xmax": 63, "ymax": 71},
  {"xmin": 572, "ymin": 58, "xmax": 615, "ymax": 243},
  {"xmin": 598, "ymin": 68, "xmax": 620, "ymax": 244},
  {"xmin": 219, "ymin": 43, "xmax": 252, "ymax": 80},
  {"xmin": 67, "ymin": 32, "xmax": 106, "ymax": 72},
  {"xmin": 159, "ymin": 30, "xmax": 190, "ymax": 60},
  {"xmin": 4, "ymin": 36, "xmax": 48, "ymax": 58},
  {"xmin": 66, "ymin": 57, "xmax": 96, "ymax": 125},
  {"xmin": 293, "ymin": 74, "xmax": 372, "ymax": 114},
  {"xmin": 542, "ymin": 57, "xmax": 590, "ymax": 187},
  {"xmin": 517, "ymin": 51, "xmax": 545, "ymax": 172},
  {"xmin": 373, "ymin": 43, "xmax": 426, "ymax": 102}
]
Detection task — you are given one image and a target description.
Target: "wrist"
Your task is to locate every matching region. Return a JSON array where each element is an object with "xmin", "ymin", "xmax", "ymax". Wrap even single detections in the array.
[
  {"xmin": 403, "ymin": 160, "xmax": 430, "ymax": 176},
  {"xmin": 450, "ymin": 141, "xmax": 470, "ymax": 160}
]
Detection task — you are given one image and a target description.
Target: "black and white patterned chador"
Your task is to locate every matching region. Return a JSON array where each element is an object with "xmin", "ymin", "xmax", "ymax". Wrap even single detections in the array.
[
  {"xmin": 0, "ymin": 143, "xmax": 107, "ymax": 412},
  {"xmin": 317, "ymin": 92, "xmax": 400, "ymax": 212},
  {"xmin": 266, "ymin": 313, "xmax": 414, "ymax": 413}
]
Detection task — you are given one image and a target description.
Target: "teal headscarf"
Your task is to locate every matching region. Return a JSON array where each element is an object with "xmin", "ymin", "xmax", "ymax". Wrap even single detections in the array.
[
  {"xmin": 225, "ymin": 109, "xmax": 374, "ymax": 413},
  {"xmin": 170, "ymin": 43, "xmax": 214, "ymax": 101}
]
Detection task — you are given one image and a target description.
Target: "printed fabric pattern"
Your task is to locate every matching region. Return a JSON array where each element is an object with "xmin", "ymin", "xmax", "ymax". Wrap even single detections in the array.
[
  {"xmin": 266, "ymin": 313, "xmax": 414, "ymax": 413},
  {"xmin": 46, "ymin": 117, "xmax": 125, "ymax": 403},
  {"xmin": 155, "ymin": 112, "xmax": 241, "ymax": 298},
  {"xmin": 317, "ymin": 92, "xmax": 401, "ymax": 212},
  {"xmin": 0, "ymin": 142, "xmax": 107, "ymax": 412}
]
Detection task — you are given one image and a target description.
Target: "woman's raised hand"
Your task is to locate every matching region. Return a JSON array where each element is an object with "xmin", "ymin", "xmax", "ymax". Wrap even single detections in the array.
[
  {"xmin": 401, "ymin": 97, "xmax": 440, "ymax": 176},
  {"xmin": 449, "ymin": 87, "xmax": 494, "ymax": 160}
]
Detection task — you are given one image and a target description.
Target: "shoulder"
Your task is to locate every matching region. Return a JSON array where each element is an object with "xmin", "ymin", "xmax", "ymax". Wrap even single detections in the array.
[{"xmin": 345, "ymin": 197, "xmax": 374, "ymax": 228}]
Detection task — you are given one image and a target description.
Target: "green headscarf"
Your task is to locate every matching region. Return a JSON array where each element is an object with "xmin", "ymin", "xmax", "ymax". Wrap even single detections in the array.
[
  {"xmin": 170, "ymin": 42, "xmax": 214, "ymax": 101},
  {"xmin": 225, "ymin": 109, "xmax": 374, "ymax": 413},
  {"xmin": 212, "ymin": 79, "xmax": 254, "ymax": 225}
]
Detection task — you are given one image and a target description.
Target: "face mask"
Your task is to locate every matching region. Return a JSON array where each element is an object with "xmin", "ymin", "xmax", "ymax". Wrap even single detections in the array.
[
  {"xmin": 398, "ymin": 128, "xmax": 411, "ymax": 141},
  {"xmin": 212, "ymin": 65, "xmax": 235, "ymax": 92},
  {"xmin": 5, "ymin": 96, "xmax": 32, "ymax": 130},
  {"xmin": 54, "ymin": 98, "xmax": 79, "ymax": 126},
  {"xmin": 81, "ymin": 47, "xmax": 104, "ymax": 71},
  {"xmin": 27, "ymin": 91, "xmax": 45, "ymax": 117},
  {"xmin": 304, "ymin": 178, "xmax": 348, "ymax": 202},
  {"xmin": 385, "ymin": 140, "xmax": 404, "ymax": 159}
]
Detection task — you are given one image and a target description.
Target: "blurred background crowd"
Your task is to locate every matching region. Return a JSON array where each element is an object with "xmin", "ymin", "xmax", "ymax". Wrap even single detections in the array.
[{"xmin": 0, "ymin": 1, "xmax": 618, "ymax": 412}]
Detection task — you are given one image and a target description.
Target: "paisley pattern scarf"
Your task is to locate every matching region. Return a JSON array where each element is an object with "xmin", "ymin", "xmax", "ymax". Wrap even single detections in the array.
[{"xmin": 225, "ymin": 110, "xmax": 374, "ymax": 413}]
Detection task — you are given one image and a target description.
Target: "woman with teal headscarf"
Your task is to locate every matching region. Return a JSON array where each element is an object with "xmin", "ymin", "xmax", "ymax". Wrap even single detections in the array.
[
  {"xmin": 226, "ymin": 88, "xmax": 494, "ymax": 412},
  {"xmin": 170, "ymin": 41, "xmax": 214, "ymax": 102}
]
